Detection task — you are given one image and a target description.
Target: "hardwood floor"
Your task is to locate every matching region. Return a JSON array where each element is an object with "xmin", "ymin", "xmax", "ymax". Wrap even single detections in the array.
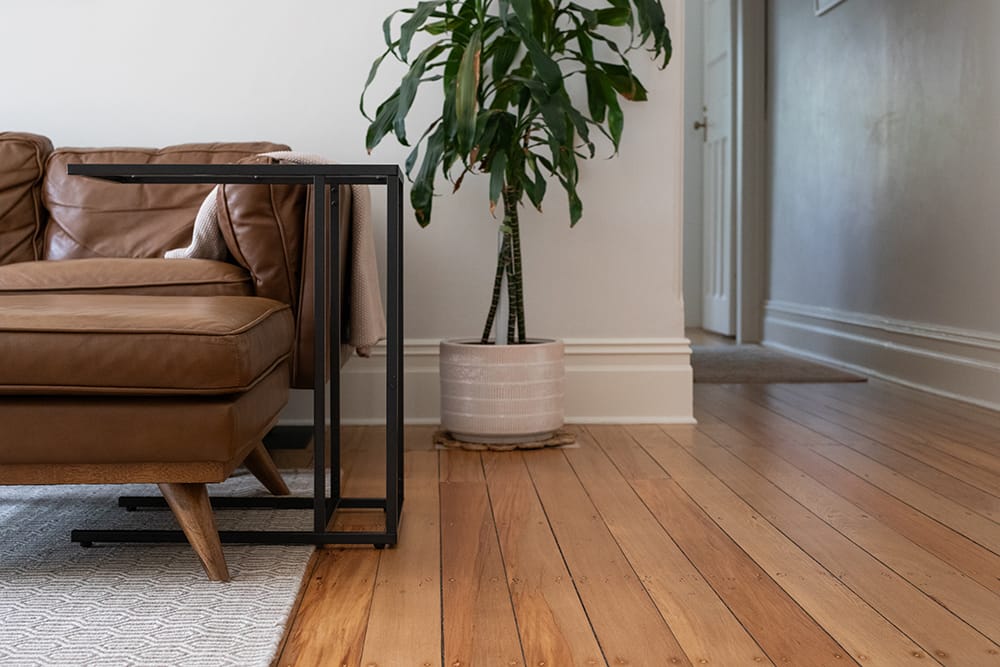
[{"xmin": 273, "ymin": 381, "xmax": 1000, "ymax": 666}]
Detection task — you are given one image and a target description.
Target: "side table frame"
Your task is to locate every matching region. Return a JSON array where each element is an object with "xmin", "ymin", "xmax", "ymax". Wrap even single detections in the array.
[{"xmin": 66, "ymin": 163, "xmax": 404, "ymax": 548}]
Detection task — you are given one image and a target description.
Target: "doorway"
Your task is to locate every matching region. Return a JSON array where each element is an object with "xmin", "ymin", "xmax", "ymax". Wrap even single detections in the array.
[{"xmin": 683, "ymin": 0, "xmax": 766, "ymax": 344}]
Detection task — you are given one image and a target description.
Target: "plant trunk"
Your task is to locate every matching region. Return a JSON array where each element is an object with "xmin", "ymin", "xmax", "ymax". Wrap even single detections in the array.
[
  {"xmin": 480, "ymin": 234, "xmax": 511, "ymax": 344},
  {"xmin": 481, "ymin": 184, "xmax": 525, "ymax": 344},
  {"xmin": 504, "ymin": 185, "xmax": 526, "ymax": 343}
]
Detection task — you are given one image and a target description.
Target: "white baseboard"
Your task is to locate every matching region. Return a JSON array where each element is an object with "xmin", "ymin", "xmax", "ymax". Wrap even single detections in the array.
[
  {"xmin": 764, "ymin": 300, "xmax": 1000, "ymax": 411},
  {"xmin": 278, "ymin": 338, "xmax": 694, "ymax": 426}
]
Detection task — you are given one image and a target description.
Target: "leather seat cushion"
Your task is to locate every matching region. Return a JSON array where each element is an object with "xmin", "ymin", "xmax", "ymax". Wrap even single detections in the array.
[
  {"xmin": 0, "ymin": 258, "xmax": 253, "ymax": 297},
  {"xmin": 0, "ymin": 295, "xmax": 293, "ymax": 395},
  {"xmin": 0, "ymin": 363, "xmax": 289, "ymax": 466}
]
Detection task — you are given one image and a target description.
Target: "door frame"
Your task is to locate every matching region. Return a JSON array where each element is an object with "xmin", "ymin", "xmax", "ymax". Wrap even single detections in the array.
[
  {"xmin": 683, "ymin": 0, "xmax": 767, "ymax": 343},
  {"xmin": 733, "ymin": 0, "xmax": 767, "ymax": 343}
]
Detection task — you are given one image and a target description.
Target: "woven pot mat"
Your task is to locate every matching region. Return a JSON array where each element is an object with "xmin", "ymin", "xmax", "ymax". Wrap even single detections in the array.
[{"xmin": 433, "ymin": 429, "xmax": 576, "ymax": 452}]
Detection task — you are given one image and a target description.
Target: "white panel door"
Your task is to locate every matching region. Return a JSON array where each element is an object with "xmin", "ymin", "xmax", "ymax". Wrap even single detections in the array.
[{"xmin": 701, "ymin": 0, "xmax": 736, "ymax": 335}]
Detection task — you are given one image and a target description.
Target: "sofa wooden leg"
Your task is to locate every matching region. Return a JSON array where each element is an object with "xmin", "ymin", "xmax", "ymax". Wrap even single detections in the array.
[
  {"xmin": 243, "ymin": 442, "xmax": 290, "ymax": 496},
  {"xmin": 158, "ymin": 482, "xmax": 230, "ymax": 582}
]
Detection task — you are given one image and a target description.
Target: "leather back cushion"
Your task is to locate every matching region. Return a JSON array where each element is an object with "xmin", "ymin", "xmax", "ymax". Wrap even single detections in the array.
[
  {"xmin": 42, "ymin": 142, "xmax": 288, "ymax": 260},
  {"xmin": 0, "ymin": 132, "xmax": 53, "ymax": 265}
]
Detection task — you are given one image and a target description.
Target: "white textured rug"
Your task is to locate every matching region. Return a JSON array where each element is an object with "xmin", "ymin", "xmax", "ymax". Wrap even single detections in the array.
[{"xmin": 0, "ymin": 470, "xmax": 315, "ymax": 666}]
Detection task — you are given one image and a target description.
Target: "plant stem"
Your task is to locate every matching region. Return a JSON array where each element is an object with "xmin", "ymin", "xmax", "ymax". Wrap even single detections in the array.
[
  {"xmin": 503, "ymin": 185, "xmax": 526, "ymax": 343},
  {"xmin": 506, "ymin": 254, "xmax": 516, "ymax": 344},
  {"xmin": 480, "ymin": 234, "xmax": 511, "ymax": 344}
]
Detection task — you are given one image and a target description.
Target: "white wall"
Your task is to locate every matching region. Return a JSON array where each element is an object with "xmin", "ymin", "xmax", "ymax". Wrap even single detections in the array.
[
  {"xmin": 0, "ymin": 0, "xmax": 691, "ymax": 423},
  {"xmin": 765, "ymin": 0, "xmax": 1000, "ymax": 409}
]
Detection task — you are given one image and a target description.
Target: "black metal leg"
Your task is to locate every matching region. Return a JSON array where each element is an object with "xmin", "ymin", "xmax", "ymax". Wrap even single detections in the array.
[
  {"xmin": 329, "ymin": 184, "xmax": 342, "ymax": 508},
  {"xmin": 312, "ymin": 176, "xmax": 329, "ymax": 534},
  {"xmin": 386, "ymin": 176, "xmax": 403, "ymax": 538},
  {"xmin": 395, "ymin": 176, "xmax": 405, "ymax": 514}
]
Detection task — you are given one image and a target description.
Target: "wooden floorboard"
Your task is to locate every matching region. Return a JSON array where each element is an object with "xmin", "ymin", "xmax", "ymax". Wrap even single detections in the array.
[
  {"xmin": 567, "ymin": 426, "xmax": 771, "ymax": 666},
  {"xmin": 667, "ymin": 424, "xmax": 1000, "ymax": 665},
  {"xmin": 630, "ymin": 424, "xmax": 932, "ymax": 665},
  {"xmin": 358, "ymin": 450, "xmax": 442, "ymax": 667},
  {"xmin": 276, "ymin": 384, "xmax": 1000, "ymax": 665},
  {"xmin": 523, "ymin": 448, "xmax": 692, "ymax": 666},
  {"xmin": 483, "ymin": 451, "xmax": 605, "ymax": 666},
  {"xmin": 696, "ymin": 386, "xmax": 1000, "ymax": 597},
  {"xmin": 750, "ymin": 384, "xmax": 1000, "ymax": 520}
]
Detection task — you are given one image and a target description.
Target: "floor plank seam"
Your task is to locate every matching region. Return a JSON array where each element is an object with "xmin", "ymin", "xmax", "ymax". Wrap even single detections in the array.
[
  {"xmin": 478, "ymin": 452, "xmax": 530, "ymax": 667},
  {"xmin": 519, "ymin": 451, "xmax": 613, "ymax": 667}
]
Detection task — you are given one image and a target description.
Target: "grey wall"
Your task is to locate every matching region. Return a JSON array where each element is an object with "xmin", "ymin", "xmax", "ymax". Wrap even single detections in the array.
[
  {"xmin": 769, "ymin": 0, "xmax": 1000, "ymax": 328},
  {"xmin": 765, "ymin": 0, "xmax": 1000, "ymax": 405}
]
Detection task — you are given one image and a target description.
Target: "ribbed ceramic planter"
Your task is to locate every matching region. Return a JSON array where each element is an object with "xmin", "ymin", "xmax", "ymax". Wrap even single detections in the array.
[{"xmin": 440, "ymin": 339, "xmax": 565, "ymax": 444}]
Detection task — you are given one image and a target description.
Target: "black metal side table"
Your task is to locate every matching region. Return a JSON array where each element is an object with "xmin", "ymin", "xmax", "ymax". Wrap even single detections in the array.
[{"xmin": 67, "ymin": 163, "xmax": 404, "ymax": 548}]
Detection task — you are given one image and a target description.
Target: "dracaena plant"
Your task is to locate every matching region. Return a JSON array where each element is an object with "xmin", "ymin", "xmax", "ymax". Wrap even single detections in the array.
[{"xmin": 362, "ymin": 0, "xmax": 672, "ymax": 344}]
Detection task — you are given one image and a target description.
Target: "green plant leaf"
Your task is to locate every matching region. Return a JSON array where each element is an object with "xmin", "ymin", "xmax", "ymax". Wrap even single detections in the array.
[
  {"xmin": 536, "ymin": 93, "xmax": 568, "ymax": 144},
  {"xmin": 404, "ymin": 119, "xmax": 443, "ymax": 176},
  {"xmin": 361, "ymin": 49, "xmax": 392, "ymax": 122},
  {"xmin": 585, "ymin": 70, "xmax": 606, "ymax": 123},
  {"xmin": 383, "ymin": 11, "xmax": 400, "ymax": 50},
  {"xmin": 576, "ymin": 30, "xmax": 594, "ymax": 62},
  {"xmin": 366, "ymin": 92, "xmax": 400, "ymax": 153},
  {"xmin": 523, "ymin": 153, "xmax": 547, "ymax": 210},
  {"xmin": 399, "ymin": 1, "xmax": 448, "ymax": 61},
  {"xmin": 498, "ymin": 0, "xmax": 510, "ymax": 26},
  {"xmin": 455, "ymin": 28, "xmax": 483, "ymax": 156},
  {"xmin": 634, "ymin": 0, "xmax": 672, "ymax": 65},
  {"xmin": 531, "ymin": 0, "xmax": 554, "ymax": 41},
  {"xmin": 566, "ymin": 182, "xmax": 583, "ymax": 225},
  {"xmin": 489, "ymin": 148, "xmax": 507, "ymax": 215},
  {"xmin": 411, "ymin": 125, "xmax": 447, "ymax": 226},
  {"xmin": 512, "ymin": 23, "xmax": 562, "ymax": 93},
  {"xmin": 563, "ymin": 95, "xmax": 595, "ymax": 157},
  {"xmin": 405, "ymin": 143, "xmax": 421, "ymax": 175},
  {"xmin": 424, "ymin": 19, "xmax": 455, "ymax": 35},
  {"xmin": 394, "ymin": 41, "xmax": 447, "ymax": 144},
  {"xmin": 599, "ymin": 62, "xmax": 649, "ymax": 101},
  {"xmin": 491, "ymin": 35, "xmax": 521, "ymax": 82},
  {"xmin": 607, "ymin": 90, "xmax": 624, "ymax": 150},
  {"xmin": 510, "ymin": 0, "xmax": 533, "ymax": 32},
  {"xmin": 596, "ymin": 7, "xmax": 630, "ymax": 26},
  {"xmin": 567, "ymin": 2, "xmax": 598, "ymax": 29}
]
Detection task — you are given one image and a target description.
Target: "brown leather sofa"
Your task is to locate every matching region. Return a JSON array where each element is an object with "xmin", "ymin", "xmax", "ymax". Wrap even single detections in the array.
[{"xmin": 0, "ymin": 131, "xmax": 354, "ymax": 580}]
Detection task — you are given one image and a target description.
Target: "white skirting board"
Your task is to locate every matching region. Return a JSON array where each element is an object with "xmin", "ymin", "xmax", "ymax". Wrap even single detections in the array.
[
  {"xmin": 764, "ymin": 300, "xmax": 1000, "ymax": 412},
  {"xmin": 278, "ymin": 338, "xmax": 695, "ymax": 426}
]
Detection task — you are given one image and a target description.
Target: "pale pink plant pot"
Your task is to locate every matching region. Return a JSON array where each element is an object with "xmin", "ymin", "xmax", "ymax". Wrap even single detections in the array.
[{"xmin": 439, "ymin": 339, "xmax": 565, "ymax": 444}]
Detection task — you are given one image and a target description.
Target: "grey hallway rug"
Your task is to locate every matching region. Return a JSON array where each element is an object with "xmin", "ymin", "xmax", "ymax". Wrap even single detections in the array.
[
  {"xmin": 693, "ymin": 345, "xmax": 866, "ymax": 383},
  {"xmin": 0, "ymin": 471, "xmax": 315, "ymax": 666}
]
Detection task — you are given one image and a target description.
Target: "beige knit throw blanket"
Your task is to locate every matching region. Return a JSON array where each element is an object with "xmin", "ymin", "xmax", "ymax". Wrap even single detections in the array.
[{"xmin": 165, "ymin": 151, "xmax": 386, "ymax": 357}]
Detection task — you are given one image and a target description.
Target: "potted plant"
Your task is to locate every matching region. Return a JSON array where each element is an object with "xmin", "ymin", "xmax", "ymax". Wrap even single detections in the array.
[{"xmin": 363, "ymin": 0, "xmax": 672, "ymax": 443}]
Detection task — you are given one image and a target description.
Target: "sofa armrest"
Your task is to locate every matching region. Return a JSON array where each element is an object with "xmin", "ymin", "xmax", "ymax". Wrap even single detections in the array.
[{"xmin": 0, "ymin": 132, "xmax": 53, "ymax": 265}]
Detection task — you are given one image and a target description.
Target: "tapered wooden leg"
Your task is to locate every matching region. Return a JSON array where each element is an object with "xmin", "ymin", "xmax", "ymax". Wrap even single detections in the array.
[
  {"xmin": 243, "ymin": 442, "xmax": 290, "ymax": 496},
  {"xmin": 158, "ymin": 482, "xmax": 230, "ymax": 582}
]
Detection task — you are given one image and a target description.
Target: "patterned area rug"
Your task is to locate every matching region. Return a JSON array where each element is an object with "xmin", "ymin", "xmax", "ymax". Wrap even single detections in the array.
[
  {"xmin": 692, "ymin": 345, "xmax": 866, "ymax": 383},
  {"xmin": 0, "ymin": 470, "xmax": 315, "ymax": 666}
]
